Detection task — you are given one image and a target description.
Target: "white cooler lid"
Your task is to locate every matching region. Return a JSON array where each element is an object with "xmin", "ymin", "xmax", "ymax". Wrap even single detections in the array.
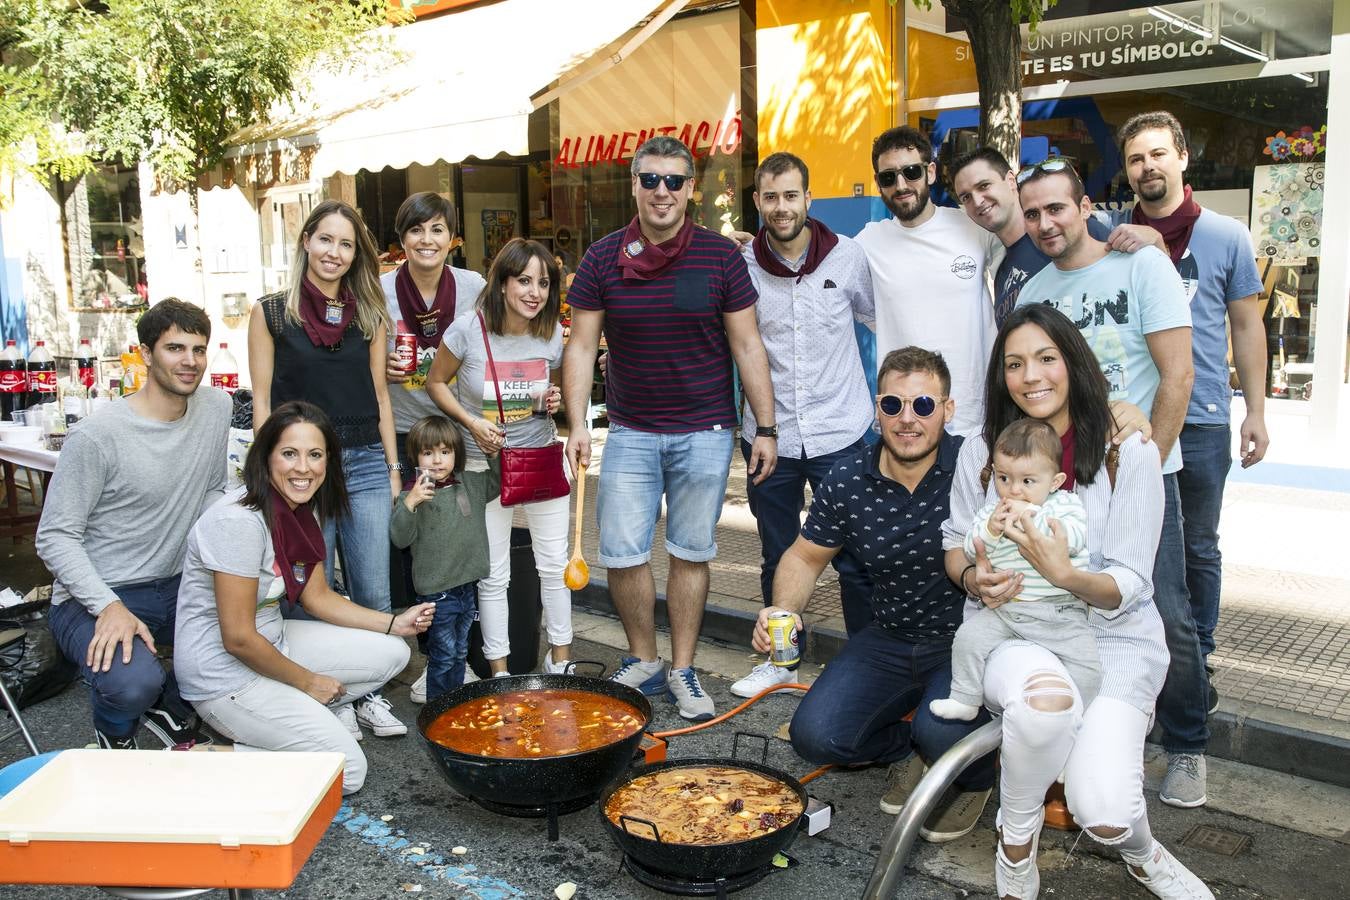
[{"xmin": 0, "ymin": 750, "xmax": 344, "ymax": 846}]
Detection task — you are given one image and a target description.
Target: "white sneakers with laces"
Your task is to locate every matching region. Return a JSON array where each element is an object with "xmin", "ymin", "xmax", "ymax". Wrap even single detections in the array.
[
  {"xmin": 334, "ymin": 703, "xmax": 361, "ymax": 742},
  {"xmin": 355, "ymin": 692, "xmax": 407, "ymax": 737},
  {"xmin": 1128, "ymin": 841, "xmax": 1214, "ymax": 900},
  {"xmin": 729, "ymin": 661, "xmax": 799, "ymax": 698}
]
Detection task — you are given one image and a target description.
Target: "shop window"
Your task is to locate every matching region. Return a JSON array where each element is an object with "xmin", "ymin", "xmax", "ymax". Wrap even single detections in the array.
[{"xmin": 60, "ymin": 164, "xmax": 148, "ymax": 312}]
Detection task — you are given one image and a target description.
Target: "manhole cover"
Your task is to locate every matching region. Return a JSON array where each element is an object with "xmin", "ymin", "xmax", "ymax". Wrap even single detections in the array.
[{"xmin": 1180, "ymin": 824, "xmax": 1252, "ymax": 857}]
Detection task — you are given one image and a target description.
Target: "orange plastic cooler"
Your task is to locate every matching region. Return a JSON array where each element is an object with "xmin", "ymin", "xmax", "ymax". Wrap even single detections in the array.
[{"xmin": 0, "ymin": 749, "xmax": 343, "ymax": 888}]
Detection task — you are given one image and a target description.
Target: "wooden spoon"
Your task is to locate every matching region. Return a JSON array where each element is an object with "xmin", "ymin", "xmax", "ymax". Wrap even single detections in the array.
[{"xmin": 563, "ymin": 462, "xmax": 590, "ymax": 590}]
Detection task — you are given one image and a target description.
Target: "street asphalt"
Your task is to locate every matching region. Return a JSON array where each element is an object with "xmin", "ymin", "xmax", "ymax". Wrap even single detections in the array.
[{"xmin": 3, "ymin": 610, "xmax": 1349, "ymax": 899}]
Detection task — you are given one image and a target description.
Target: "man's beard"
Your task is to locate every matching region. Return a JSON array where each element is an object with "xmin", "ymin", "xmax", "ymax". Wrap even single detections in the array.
[{"xmin": 887, "ymin": 182, "xmax": 930, "ymax": 222}]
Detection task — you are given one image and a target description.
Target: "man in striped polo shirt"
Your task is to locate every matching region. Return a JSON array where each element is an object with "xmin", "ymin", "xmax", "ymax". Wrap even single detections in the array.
[
  {"xmin": 563, "ymin": 136, "xmax": 778, "ymax": 722},
  {"xmin": 729, "ymin": 151, "xmax": 878, "ymax": 699}
]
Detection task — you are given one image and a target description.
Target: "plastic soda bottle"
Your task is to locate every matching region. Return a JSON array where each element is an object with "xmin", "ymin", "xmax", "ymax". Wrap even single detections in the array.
[
  {"xmin": 210, "ymin": 343, "xmax": 239, "ymax": 393},
  {"xmin": 76, "ymin": 338, "xmax": 98, "ymax": 389},
  {"xmin": 0, "ymin": 340, "xmax": 27, "ymax": 420},
  {"xmin": 26, "ymin": 340, "xmax": 56, "ymax": 407}
]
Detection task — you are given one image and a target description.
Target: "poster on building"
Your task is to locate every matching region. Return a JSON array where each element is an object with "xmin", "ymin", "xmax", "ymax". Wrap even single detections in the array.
[
  {"xmin": 1250, "ymin": 164, "xmax": 1324, "ymax": 262},
  {"xmin": 481, "ymin": 209, "xmax": 517, "ymax": 268}
]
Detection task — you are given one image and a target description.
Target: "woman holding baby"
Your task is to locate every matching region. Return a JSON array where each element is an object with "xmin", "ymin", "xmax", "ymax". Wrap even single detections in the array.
[{"xmin": 940, "ymin": 303, "xmax": 1211, "ymax": 900}]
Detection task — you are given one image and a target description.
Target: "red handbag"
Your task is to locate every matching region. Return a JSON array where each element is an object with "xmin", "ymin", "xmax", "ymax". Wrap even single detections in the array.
[{"xmin": 479, "ymin": 314, "xmax": 571, "ymax": 507}]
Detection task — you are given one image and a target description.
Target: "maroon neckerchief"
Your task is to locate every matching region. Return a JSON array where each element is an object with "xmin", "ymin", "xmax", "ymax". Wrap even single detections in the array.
[
  {"xmin": 617, "ymin": 216, "xmax": 694, "ymax": 281},
  {"xmin": 1131, "ymin": 184, "xmax": 1201, "ymax": 265},
  {"xmin": 1059, "ymin": 427, "xmax": 1077, "ymax": 491},
  {"xmin": 269, "ymin": 488, "xmax": 326, "ymax": 607},
  {"xmin": 394, "ymin": 263, "xmax": 456, "ymax": 349},
  {"xmin": 299, "ymin": 275, "xmax": 357, "ymax": 348},
  {"xmin": 751, "ymin": 218, "xmax": 840, "ymax": 283}
]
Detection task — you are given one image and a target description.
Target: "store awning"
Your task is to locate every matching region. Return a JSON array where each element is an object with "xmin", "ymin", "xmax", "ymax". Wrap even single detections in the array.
[{"xmin": 226, "ymin": 0, "xmax": 664, "ymax": 178}]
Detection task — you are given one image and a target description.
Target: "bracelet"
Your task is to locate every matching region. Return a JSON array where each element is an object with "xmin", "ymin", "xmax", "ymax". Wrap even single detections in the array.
[
  {"xmin": 959, "ymin": 564, "xmax": 977, "ymax": 595},
  {"xmin": 386, "ymin": 614, "xmax": 395, "ymax": 634}
]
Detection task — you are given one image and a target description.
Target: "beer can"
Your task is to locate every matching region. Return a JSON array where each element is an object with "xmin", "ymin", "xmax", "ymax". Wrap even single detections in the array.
[
  {"xmin": 395, "ymin": 332, "xmax": 418, "ymax": 375},
  {"xmin": 767, "ymin": 610, "xmax": 800, "ymax": 668}
]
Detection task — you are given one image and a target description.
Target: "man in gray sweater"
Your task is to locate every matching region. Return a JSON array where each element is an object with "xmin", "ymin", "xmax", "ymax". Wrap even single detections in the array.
[{"xmin": 38, "ymin": 299, "xmax": 231, "ymax": 749}]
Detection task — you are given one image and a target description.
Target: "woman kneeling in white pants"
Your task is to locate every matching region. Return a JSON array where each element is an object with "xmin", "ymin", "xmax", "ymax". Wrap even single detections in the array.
[
  {"xmin": 942, "ymin": 305, "xmax": 1211, "ymax": 900},
  {"xmin": 174, "ymin": 401, "xmax": 434, "ymax": 794}
]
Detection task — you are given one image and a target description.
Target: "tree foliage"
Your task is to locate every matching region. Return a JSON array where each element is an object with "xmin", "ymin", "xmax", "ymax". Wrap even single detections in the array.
[{"xmin": 2, "ymin": 0, "xmax": 397, "ymax": 192}]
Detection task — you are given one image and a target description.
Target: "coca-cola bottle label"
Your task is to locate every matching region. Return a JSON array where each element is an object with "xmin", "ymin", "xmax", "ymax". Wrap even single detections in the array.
[
  {"xmin": 30, "ymin": 369, "xmax": 56, "ymax": 393},
  {"xmin": 0, "ymin": 370, "xmax": 25, "ymax": 394},
  {"xmin": 211, "ymin": 373, "xmax": 239, "ymax": 392},
  {"xmin": 79, "ymin": 366, "xmax": 96, "ymax": 388}
]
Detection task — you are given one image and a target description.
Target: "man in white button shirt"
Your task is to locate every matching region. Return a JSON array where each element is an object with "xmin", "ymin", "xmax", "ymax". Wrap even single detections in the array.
[
  {"xmin": 855, "ymin": 126, "xmax": 1000, "ymax": 437},
  {"xmin": 731, "ymin": 152, "xmax": 878, "ymax": 698}
]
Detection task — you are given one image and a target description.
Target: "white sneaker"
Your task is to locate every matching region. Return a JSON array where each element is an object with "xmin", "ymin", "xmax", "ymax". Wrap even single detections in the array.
[
  {"xmin": 355, "ymin": 692, "xmax": 407, "ymax": 737},
  {"xmin": 729, "ymin": 661, "xmax": 799, "ymax": 698},
  {"xmin": 610, "ymin": 656, "xmax": 668, "ymax": 695},
  {"xmin": 410, "ymin": 668, "xmax": 427, "ymax": 704},
  {"xmin": 667, "ymin": 666, "xmax": 715, "ymax": 721},
  {"xmin": 334, "ymin": 703, "xmax": 362, "ymax": 742},
  {"xmin": 994, "ymin": 809, "xmax": 1042, "ymax": 899},
  {"xmin": 462, "ymin": 666, "xmax": 480, "ymax": 684},
  {"xmin": 543, "ymin": 651, "xmax": 570, "ymax": 674},
  {"xmin": 1128, "ymin": 841, "xmax": 1214, "ymax": 900}
]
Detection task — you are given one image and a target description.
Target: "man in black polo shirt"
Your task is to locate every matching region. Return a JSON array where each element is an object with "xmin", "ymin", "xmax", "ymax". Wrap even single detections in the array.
[{"xmin": 750, "ymin": 346, "xmax": 995, "ymax": 842}]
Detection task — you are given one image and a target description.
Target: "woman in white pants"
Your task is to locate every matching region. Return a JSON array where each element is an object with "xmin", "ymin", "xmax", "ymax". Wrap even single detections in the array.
[
  {"xmin": 174, "ymin": 401, "xmax": 435, "ymax": 794},
  {"xmin": 427, "ymin": 238, "xmax": 571, "ymax": 675},
  {"xmin": 941, "ymin": 304, "xmax": 1211, "ymax": 900}
]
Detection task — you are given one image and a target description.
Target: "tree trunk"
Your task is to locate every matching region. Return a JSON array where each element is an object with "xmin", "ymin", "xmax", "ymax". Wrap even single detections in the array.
[{"xmin": 942, "ymin": 0, "xmax": 1023, "ymax": 166}]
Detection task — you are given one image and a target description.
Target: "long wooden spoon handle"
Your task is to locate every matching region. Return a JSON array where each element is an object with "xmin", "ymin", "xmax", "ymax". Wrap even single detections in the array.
[{"xmin": 573, "ymin": 463, "xmax": 588, "ymax": 556}]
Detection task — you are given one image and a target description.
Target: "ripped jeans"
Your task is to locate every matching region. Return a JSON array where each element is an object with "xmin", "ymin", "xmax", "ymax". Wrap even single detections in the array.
[{"xmin": 984, "ymin": 641, "xmax": 1154, "ymax": 862}]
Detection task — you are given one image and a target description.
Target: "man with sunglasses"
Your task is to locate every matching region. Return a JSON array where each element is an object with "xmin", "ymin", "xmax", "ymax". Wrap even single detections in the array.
[
  {"xmin": 563, "ymin": 136, "xmax": 777, "ymax": 723},
  {"xmin": 1115, "ymin": 111, "xmax": 1267, "ymax": 810},
  {"xmin": 854, "ymin": 126, "xmax": 1000, "ymax": 437},
  {"xmin": 750, "ymin": 347, "xmax": 997, "ymax": 842},
  {"xmin": 1016, "ymin": 157, "xmax": 1206, "ymax": 810},
  {"xmin": 728, "ymin": 151, "xmax": 878, "ymax": 699}
]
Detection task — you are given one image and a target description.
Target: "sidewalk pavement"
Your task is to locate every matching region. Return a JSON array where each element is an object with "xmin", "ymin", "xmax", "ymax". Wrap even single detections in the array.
[{"xmin": 568, "ymin": 427, "xmax": 1350, "ymax": 789}]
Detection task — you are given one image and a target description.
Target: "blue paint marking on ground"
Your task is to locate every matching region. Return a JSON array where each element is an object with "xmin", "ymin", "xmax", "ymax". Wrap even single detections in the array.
[
  {"xmin": 1227, "ymin": 461, "xmax": 1350, "ymax": 493},
  {"xmin": 333, "ymin": 802, "xmax": 526, "ymax": 898}
]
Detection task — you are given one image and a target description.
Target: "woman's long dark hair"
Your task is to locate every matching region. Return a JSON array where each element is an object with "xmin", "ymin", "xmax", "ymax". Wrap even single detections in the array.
[
  {"xmin": 982, "ymin": 304, "xmax": 1113, "ymax": 487},
  {"xmin": 477, "ymin": 238, "xmax": 562, "ymax": 341},
  {"xmin": 242, "ymin": 400, "xmax": 350, "ymax": 527}
]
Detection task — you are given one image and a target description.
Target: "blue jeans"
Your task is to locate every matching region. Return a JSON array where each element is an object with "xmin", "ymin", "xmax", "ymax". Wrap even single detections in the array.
[
  {"xmin": 789, "ymin": 624, "xmax": 996, "ymax": 790},
  {"xmin": 1153, "ymin": 472, "xmax": 1209, "ymax": 753},
  {"xmin": 596, "ymin": 423, "xmax": 733, "ymax": 567},
  {"xmin": 323, "ymin": 443, "xmax": 392, "ymax": 614},
  {"xmin": 48, "ymin": 575, "xmax": 192, "ymax": 738},
  {"xmin": 420, "ymin": 584, "xmax": 477, "ymax": 702},
  {"xmin": 740, "ymin": 438, "xmax": 873, "ymax": 635},
  {"xmin": 1177, "ymin": 423, "xmax": 1229, "ymax": 659}
]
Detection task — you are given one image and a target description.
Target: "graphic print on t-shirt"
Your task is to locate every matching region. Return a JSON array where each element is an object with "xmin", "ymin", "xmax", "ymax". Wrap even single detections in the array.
[
  {"xmin": 1035, "ymin": 291, "xmax": 1133, "ymax": 401},
  {"xmin": 481, "ymin": 358, "xmax": 548, "ymax": 424},
  {"xmin": 264, "ymin": 561, "xmax": 285, "ymax": 609}
]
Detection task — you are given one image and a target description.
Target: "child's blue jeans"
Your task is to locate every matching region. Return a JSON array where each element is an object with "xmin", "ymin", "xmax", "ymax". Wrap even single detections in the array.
[{"xmin": 419, "ymin": 583, "xmax": 477, "ymax": 702}]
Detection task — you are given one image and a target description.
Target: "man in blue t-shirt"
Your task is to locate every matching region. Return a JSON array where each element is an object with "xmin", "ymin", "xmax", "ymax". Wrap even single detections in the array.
[
  {"xmin": 949, "ymin": 147, "xmax": 1157, "ymax": 327},
  {"xmin": 1016, "ymin": 161, "xmax": 1206, "ymax": 825},
  {"xmin": 1112, "ymin": 111, "xmax": 1267, "ymax": 810}
]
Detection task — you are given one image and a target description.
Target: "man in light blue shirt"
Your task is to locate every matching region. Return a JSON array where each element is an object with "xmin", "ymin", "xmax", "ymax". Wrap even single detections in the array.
[
  {"xmin": 1113, "ymin": 111, "xmax": 1268, "ymax": 810},
  {"xmin": 1016, "ymin": 160, "xmax": 1204, "ymax": 823},
  {"xmin": 732, "ymin": 151, "xmax": 877, "ymax": 697}
]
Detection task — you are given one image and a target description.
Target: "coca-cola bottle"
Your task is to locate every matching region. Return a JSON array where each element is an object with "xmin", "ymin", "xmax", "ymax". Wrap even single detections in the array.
[
  {"xmin": 26, "ymin": 340, "xmax": 57, "ymax": 408},
  {"xmin": 210, "ymin": 343, "xmax": 239, "ymax": 393},
  {"xmin": 0, "ymin": 340, "xmax": 27, "ymax": 420},
  {"xmin": 76, "ymin": 338, "xmax": 97, "ymax": 389}
]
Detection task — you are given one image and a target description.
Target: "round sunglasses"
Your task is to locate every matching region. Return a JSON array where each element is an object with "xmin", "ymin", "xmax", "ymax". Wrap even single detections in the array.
[
  {"xmin": 876, "ymin": 394, "xmax": 941, "ymax": 418},
  {"xmin": 875, "ymin": 164, "xmax": 927, "ymax": 188}
]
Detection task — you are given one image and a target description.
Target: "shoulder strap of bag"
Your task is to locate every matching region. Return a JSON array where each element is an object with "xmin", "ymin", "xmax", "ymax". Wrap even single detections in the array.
[
  {"xmin": 477, "ymin": 312, "xmax": 508, "ymax": 429},
  {"xmin": 979, "ymin": 445, "xmax": 1119, "ymax": 493}
]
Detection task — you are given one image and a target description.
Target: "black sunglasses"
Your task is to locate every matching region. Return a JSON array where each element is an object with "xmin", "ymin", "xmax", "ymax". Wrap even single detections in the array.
[
  {"xmin": 876, "ymin": 394, "xmax": 940, "ymax": 418},
  {"xmin": 1016, "ymin": 157, "xmax": 1074, "ymax": 186},
  {"xmin": 637, "ymin": 172, "xmax": 690, "ymax": 191},
  {"xmin": 875, "ymin": 164, "xmax": 927, "ymax": 188}
]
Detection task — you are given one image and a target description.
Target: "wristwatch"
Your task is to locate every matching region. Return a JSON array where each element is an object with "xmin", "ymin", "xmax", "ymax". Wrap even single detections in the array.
[
  {"xmin": 387, "ymin": 462, "xmax": 404, "ymax": 473},
  {"xmin": 755, "ymin": 425, "xmax": 778, "ymax": 439}
]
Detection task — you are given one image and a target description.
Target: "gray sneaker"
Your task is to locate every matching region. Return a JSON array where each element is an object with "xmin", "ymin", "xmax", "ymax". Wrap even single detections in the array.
[
  {"xmin": 920, "ymin": 786, "xmax": 992, "ymax": 843},
  {"xmin": 878, "ymin": 754, "xmax": 928, "ymax": 814},
  {"xmin": 666, "ymin": 666, "xmax": 715, "ymax": 721},
  {"xmin": 1159, "ymin": 753, "xmax": 1208, "ymax": 808}
]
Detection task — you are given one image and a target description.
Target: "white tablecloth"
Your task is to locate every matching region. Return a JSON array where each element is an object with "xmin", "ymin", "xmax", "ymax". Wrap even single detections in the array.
[{"xmin": 0, "ymin": 442, "xmax": 59, "ymax": 473}]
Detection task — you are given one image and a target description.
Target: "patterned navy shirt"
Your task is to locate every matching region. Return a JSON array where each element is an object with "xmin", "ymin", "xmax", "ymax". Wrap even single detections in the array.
[{"xmin": 802, "ymin": 432, "xmax": 965, "ymax": 640}]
